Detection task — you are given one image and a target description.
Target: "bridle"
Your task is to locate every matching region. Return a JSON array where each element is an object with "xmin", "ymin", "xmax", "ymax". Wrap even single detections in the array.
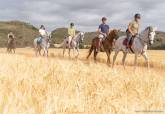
[
  {"xmin": 147, "ymin": 27, "xmax": 154, "ymax": 44},
  {"xmin": 78, "ymin": 32, "xmax": 84, "ymax": 43},
  {"xmin": 139, "ymin": 27, "xmax": 154, "ymax": 45}
]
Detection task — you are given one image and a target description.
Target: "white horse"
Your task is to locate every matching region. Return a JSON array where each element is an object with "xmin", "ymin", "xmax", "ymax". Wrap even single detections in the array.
[
  {"xmin": 112, "ymin": 26, "xmax": 157, "ymax": 69},
  {"xmin": 34, "ymin": 32, "xmax": 51, "ymax": 57},
  {"xmin": 63, "ymin": 32, "xmax": 85, "ymax": 58}
]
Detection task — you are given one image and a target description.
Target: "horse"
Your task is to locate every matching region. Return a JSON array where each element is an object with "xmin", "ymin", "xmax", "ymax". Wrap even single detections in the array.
[
  {"xmin": 7, "ymin": 37, "xmax": 16, "ymax": 53},
  {"xmin": 62, "ymin": 32, "xmax": 85, "ymax": 58},
  {"xmin": 34, "ymin": 33, "xmax": 51, "ymax": 57},
  {"xmin": 87, "ymin": 29, "xmax": 120, "ymax": 65},
  {"xmin": 112, "ymin": 26, "xmax": 157, "ymax": 70}
]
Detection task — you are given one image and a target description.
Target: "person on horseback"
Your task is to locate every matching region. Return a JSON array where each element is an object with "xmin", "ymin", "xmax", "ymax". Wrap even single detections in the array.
[
  {"xmin": 97, "ymin": 17, "xmax": 110, "ymax": 52},
  {"xmin": 126, "ymin": 13, "xmax": 141, "ymax": 49},
  {"xmin": 68, "ymin": 22, "xmax": 76, "ymax": 48},
  {"xmin": 38, "ymin": 25, "xmax": 47, "ymax": 43},
  {"xmin": 8, "ymin": 32, "xmax": 15, "ymax": 43},
  {"xmin": 39, "ymin": 25, "xmax": 47, "ymax": 38}
]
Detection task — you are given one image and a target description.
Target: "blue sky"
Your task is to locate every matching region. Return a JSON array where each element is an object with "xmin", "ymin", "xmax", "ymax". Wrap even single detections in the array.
[{"xmin": 1, "ymin": 0, "xmax": 165, "ymax": 32}]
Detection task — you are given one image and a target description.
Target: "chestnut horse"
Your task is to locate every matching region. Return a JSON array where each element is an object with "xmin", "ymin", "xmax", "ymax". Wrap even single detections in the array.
[{"xmin": 87, "ymin": 29, "xmax": 120, "ymax": 65}]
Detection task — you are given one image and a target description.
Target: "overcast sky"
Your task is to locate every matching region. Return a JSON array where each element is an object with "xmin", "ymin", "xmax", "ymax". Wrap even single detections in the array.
[{"xmin": 0, "ymin": 0, "xmax": 165, "ymax": 32}]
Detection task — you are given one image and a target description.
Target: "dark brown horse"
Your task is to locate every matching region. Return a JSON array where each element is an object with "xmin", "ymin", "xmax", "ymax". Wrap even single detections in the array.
[
  {"xmin": 87, "ymin": 29, "xmax": 120, "ymax": 65},
  {"xmin": 7, "ymin": 38, "xmax": 16, "ymax": 53}
]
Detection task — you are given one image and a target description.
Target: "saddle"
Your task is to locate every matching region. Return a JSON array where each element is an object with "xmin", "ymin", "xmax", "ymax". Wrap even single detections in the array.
[
  {"xmin": 123, "ymin": 36, "xmax": 135, "ymax": 53},
  {"xmin": 123, "ymin": 38, "xmax": 133, "ymax": 48}
]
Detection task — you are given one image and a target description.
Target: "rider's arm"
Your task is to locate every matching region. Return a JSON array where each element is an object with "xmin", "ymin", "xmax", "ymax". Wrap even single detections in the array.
[
  {"xmin": 128, "ymin": 23, "xmax": 135, "ymax": 36},
  {"xmin": 137, "ymin": 23, "xmax": 140, "ymax": 33},
  {"xmin": 68, "ymin": 28, "xmax": 70, "ymax": 35},
  {"xmin": 97, "ymin": 26, "xmax": 106, "ymax": 35},
  {"xmin": 108, "ymin": 25, "xmax": 110, "ymax": 35}
]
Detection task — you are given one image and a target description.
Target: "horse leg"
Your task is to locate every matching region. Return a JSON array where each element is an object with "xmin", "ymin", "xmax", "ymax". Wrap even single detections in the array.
[
  {"xmin": 45, "ymin": 48, "xmax": 48, "ymax": 57},
  {"xmin": 73, "ymin": 47, "xmax": 76, "ymax": 58},
  {"xmin": 63, "ymin": 46, "xmax": 66, "ymax": 57},
  {"xmin": 122, "ymin": 52, "xmax": 127, "ymax": 69},
  {"xmin": 94, "ymin": 49, "xmax": 98, "ymax": 63},
  {"xmin": 142, "ymin": 52, "xmax": 150, "ymax": 70},
  {"xmin": 112, "ymin": 50, "xmax": 119, "ymax": 68},
  {"xmin": 134, "ymin": 53, "xmax": 138, "ymax": 71},
  {"xmin": 87, "ymin": 46, "xmax": 93, "ymax": 59},
  {"xmin": 68, "ymin": 48, "xmax": 71, "ymax": 58},
  {"xmin": 13, "ymin": 49, "xmax": 15, "ymax": 54},
  {"xmin": 76, "ymin": 48, "xmax": 79, "ymax": 58},
  {"xmin": 105, "ymin": 49, "xmax": 110, "ymax": 65}
]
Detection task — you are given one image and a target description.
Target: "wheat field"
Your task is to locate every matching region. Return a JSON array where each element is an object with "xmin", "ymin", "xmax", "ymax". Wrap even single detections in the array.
[{"xmin": 0, "ymin": 48, "xmax": 165, "ymax": 114}]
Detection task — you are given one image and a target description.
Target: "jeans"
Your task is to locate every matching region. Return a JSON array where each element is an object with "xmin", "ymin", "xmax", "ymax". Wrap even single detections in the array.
[{"xmin": 126, "ymin": 31, "xmax": 132, "ymax": 46}]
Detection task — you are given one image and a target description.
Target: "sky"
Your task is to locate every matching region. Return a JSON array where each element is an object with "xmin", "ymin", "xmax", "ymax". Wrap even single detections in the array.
[{"xmin": 0, "ymin": 0, "xmax": 165, "ymax": 32}]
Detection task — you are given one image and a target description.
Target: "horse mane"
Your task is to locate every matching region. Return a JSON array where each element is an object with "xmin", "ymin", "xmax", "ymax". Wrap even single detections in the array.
[{"xmin": 108, "ymin": 29, "xmax": 118, "ymax": 40}]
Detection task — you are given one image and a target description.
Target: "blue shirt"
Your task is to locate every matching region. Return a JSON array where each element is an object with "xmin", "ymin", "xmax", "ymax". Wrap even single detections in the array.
[{"xmin": 99, "ymin": 24, "xmax": 109, "ymax": 34}]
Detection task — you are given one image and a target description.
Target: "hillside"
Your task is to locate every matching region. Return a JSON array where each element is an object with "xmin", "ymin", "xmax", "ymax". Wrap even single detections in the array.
[
  {"xmin": 0, "ymin": 21, "xmax": 164, "ymax": 49},
  {"xmin": 51, "ymin": 28, "xmax": 97, "ymax": 45},
  {"xmin": 0, "ymin": 21, "xmax": 39, "ymax": 47},
  {"xmin": 52, "ymin": 28, "xmax": 165, "ymax": 49}
]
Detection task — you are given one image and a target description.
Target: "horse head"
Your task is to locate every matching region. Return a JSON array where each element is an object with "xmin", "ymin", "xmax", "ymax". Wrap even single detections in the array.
[
  {"xmin": 45, "ymin": 32, "xmax": 52, "ymax": 42},
  {"xmin": 79, "ymin": 32, "xmax": 85, "ymax": 43},
  {"xmin": 108, "ymin": 29, "xmax": 120, "ymax": 40},
  {"xmin": 146, "ymin": 26, "xmax": 157, "ymax": 45}
]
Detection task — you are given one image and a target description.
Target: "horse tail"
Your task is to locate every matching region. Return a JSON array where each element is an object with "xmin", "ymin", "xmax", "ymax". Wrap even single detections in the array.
[
  {"xmin": 54, "ymin": 42, "xmax": 64, "ymax": 48},
  {"xmin": 87, "ymin": 39, "xmax": 95, "ymax": 59}
]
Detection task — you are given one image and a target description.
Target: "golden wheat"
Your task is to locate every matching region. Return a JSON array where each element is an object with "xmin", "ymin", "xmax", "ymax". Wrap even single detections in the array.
[{"xmin": 0, "ymin": 48, "xmax": 165, "ymax": 114}]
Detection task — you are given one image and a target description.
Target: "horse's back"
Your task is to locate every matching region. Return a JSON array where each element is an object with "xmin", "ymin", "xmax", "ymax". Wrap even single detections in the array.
[{"xmin": 116, "ymin": 36, "xmax": 126, "ymax": 45}]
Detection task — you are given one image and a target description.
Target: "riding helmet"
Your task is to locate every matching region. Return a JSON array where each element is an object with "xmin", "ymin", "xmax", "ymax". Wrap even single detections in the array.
[
  {"xmin": 70, "ymin": 22, "xmax": 74, "ymax": 26},
  {"xmin": 40, "ymin": 25, "xmax": 45, "ymax": 29},
  {"xmin": 134, "ymin": 13, "xmax": 141, "ymax": 19},
  {"xmin": 102, "ymin": 17, "xmax": 107, "ymax": 21}
]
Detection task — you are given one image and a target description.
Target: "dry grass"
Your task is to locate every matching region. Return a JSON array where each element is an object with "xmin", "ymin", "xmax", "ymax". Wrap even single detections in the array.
[{"xmin": 0, "ymin": 48, "xmax": 165, "ymax": 114}]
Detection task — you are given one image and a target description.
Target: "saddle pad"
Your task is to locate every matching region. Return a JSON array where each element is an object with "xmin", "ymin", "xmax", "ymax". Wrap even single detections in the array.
[
  {"xmin": 37, "ymin": 37, "xmax": 42, "ymax": 44},
  {"xmin": 123, "ymin": 38, "xmax": 133, "ymax": 47}
]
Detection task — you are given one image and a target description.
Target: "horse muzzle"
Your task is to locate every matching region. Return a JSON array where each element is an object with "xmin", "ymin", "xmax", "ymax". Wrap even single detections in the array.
[{"xmin": 149, "ymin": 41, "xmax": 154, "ymax": 46}]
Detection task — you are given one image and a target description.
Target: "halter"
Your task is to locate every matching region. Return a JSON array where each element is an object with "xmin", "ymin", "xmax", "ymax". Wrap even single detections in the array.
[{"xmin": 148, "ymin": 27, "xmax": 154, "ymax": 43}]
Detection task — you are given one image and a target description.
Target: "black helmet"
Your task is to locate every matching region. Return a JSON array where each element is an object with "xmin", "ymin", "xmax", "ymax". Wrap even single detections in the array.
[
  {"xmin": 102, "ymin": 17, "xmax": 107, "ymax": 21},
  {"xmin": 70, "ymin": 22, "xmax": 74, "ymax": 26},
  {"xmin": 40, "ymin": 25, "xmax": 45, "ymax": 29},
  {"xmin": 134, "ymin": 13, "xmax": 141, "ymax": 19}
]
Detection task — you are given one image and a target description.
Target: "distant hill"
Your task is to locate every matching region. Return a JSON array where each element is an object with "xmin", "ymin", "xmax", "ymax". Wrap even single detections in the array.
[
  {"xmin": 0, "ymin": 21, "xmax": 164, "ymax": 49},
  {"xmin": 51, "ymin": 28, "xmax": 165, "ymax": 49},
  {"xmin": 0, "ymin": 21, "xmax": 39, "ymax": 47}
]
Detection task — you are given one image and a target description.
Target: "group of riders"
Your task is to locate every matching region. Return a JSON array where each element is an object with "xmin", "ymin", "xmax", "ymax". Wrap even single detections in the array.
[{"xmin": 7, "ymin": 13, "xmax": 141, "ymax": 52}]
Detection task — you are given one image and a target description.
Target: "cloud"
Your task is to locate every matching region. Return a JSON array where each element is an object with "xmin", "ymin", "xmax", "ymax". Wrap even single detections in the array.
[{"xmin": 1, "ymin": 0, "xmax": 165, "ymax": 31}]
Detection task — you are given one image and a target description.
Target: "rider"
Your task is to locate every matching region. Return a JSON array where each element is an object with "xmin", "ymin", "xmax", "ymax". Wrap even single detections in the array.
[
  {"xmin": 97, "ymin": 17, "xmax": 110, "ymax": 52},
  {"xmin": 126, "ymin": 13, "xmax": 141, "ymax": 48},
  {"xmin": 7, "ymin": 32, "xmax": 15, "ymax": 43},
  {"xmin": 38, "ymin": 25, "xmax": 47, "ymax": 43},
  {"xmin": 68, "ymin": 22, "xmax": 76, "ymax": 48}
]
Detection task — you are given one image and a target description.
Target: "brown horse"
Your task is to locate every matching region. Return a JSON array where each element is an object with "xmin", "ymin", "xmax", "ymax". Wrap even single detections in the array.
[
  {"xmin": 7, "ymin": 38, "xmax": 16, "ymax": 53},
  {"xmin": 87, "ymin": 29, "xmax": 120, "ymax": 65}
]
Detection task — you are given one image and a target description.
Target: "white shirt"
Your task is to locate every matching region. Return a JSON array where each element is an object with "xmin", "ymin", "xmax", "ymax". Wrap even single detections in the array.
[{"xmin": 39, "ymin": 29, "xmax": 47, "ymax": 37}]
